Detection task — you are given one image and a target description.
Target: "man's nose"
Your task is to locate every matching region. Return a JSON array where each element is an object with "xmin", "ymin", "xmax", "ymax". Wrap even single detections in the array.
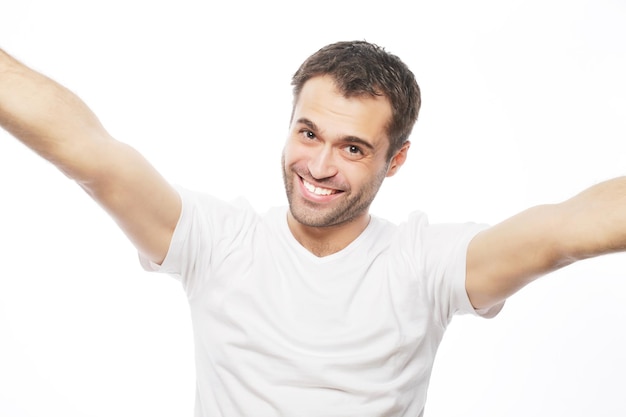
[{"xmin": 308, "ymin": 146, "xmax": 338, "ymax": 180}]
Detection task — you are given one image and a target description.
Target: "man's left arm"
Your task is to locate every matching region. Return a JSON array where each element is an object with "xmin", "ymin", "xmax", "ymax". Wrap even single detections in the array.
[{"xmin": 466, "ymin": 176, "xmax": 626, "ymax": 310}]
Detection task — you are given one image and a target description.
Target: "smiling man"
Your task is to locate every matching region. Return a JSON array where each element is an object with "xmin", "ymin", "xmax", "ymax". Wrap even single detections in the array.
[
  {"xmin": 283, "ymin": 74, "xmax": 406, "ymax": 255},
  {"xmin": 2, "ymin": 40, "xmax": 626, "ymax": 416}
]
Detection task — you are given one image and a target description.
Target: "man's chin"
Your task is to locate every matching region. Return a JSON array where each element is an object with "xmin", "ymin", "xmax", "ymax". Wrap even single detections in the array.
[
  {"xmin": 289, "ymin": 206, "xmax": 337, "ymax": 228},
  {"xmin": 288, "ymin": 203, "xmax": 360, "ymax": 229}
]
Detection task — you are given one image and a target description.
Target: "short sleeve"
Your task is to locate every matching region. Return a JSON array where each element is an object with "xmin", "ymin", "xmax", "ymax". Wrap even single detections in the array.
[
  {"xmin": 411, "ymin": 213, "xmax": 504, "ymax": 326},
  {"xmin": 138, "ymin": 186, "xmax": 206, "ymax": 282},
  {"xmin": 139, "ymin": 186, "xmax": 258, "ymax": 297}
]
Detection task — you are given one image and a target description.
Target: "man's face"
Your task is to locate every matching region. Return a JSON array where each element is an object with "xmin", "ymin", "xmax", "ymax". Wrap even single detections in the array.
[{"xmin": 282, "ymin": 75, "xmax": 401, "ymax": 229}]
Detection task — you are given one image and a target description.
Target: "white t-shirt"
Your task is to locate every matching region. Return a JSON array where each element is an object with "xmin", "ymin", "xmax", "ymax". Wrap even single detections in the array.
[{"xmin": 142, "ymin": 188, "xmax": 501, "ymax": 417}]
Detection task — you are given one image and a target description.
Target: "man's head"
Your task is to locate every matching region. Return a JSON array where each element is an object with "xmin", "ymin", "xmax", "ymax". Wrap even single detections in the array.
[
  {"xmin": 291, "ymin": 40, "xmax": 421, "ymax": 160},
  {"xmin": 282, "ymin": 41, "xmax": 419, "ymax": 235}
]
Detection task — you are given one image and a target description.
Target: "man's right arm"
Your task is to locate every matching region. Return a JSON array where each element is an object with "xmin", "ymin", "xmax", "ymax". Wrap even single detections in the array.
[{"xmin": 0, "ymin": 48, "xmax": 181, "ymax": 265}]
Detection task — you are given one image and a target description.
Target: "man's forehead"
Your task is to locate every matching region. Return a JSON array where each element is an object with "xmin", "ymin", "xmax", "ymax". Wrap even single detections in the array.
[
  {"xmin": 298, "ymin": 75, "xmax": 386, "ymax": 102},
  {"xmin": 295, "ymin": 76, "xmax": 391, "ymax": 116},
  {"xmin": 292, "ymin": 76, "xmax": 392, "ymax": 151}
]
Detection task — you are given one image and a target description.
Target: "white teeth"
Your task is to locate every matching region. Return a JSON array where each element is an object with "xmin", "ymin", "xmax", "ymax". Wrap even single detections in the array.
[{"xmin": 303, "ymin": 180, "xmax": 336, "ymax": 196}]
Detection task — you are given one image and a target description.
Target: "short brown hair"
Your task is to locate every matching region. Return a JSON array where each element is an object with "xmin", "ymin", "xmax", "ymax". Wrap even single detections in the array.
[{"xmin": 291, "ymin": 40, "xmax": 421, "ymax": 159}]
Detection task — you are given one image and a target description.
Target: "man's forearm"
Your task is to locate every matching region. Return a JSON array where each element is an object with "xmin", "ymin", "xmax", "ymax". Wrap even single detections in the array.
[
  {"xmin": 558, "ymin": 176, "xmax": 626, "ymax": 260},
  {"xmin": 467, "ymin": 176, "xmax": 626, "ymax": 310},
  {"xmin": 0, "ymin": 48, "xmax": 108, "ymax": 178}
]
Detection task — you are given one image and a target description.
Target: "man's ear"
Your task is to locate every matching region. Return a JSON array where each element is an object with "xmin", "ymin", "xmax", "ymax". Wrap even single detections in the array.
[{"xmin": 386, "ymin": 141, "xmax": 410, "ymax": 177}]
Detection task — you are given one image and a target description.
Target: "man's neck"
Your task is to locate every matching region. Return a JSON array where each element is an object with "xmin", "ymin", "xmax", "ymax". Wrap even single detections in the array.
[{"xmin": 286, "ymin": 212, "xmax": 371, "ymax": 257}]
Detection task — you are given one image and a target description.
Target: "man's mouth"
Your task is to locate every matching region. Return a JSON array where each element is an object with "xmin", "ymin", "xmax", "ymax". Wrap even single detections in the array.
[{"xmin": 302, "ymin": 178, "xmax": 340, "ymax": 196}]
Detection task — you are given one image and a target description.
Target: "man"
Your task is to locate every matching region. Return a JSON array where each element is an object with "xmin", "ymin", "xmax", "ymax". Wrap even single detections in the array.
[{"xmin": 1, "ymin": 40, "xmax": 624, "ymax": 416}]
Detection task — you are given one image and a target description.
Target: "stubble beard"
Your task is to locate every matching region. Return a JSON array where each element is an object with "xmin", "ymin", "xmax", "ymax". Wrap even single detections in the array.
[{"xmin": 281, "ymin": 154, "xmax": 388, "ymax": 228}]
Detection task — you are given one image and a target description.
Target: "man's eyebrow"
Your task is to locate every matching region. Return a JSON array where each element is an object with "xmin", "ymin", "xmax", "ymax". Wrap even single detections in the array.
[
  {"xmin": 296, "ymin": 118, "xmax": 319, "ymax": 132},
  {"xmin": 295, "ymin": 117, "xmax": 375, "ymax": 151},
  {"xmin": 343, "ymin": 136, "xmax": 375, "ymax": 151}
]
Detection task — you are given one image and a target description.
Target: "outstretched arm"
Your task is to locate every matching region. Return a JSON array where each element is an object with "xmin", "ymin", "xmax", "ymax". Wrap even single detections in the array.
[
  {"xmin": 0, "ymin": 48, "xmax": 181, "ymax": 265},
  {"xmin": 466, "ymin": 177, "xmax": 626, "ymax": 310}
]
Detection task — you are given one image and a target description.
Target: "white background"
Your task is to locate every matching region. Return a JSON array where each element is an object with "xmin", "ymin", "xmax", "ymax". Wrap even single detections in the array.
[{"xmin": 1, "ymin": 0, "xmax": 625, "ymax": 416}]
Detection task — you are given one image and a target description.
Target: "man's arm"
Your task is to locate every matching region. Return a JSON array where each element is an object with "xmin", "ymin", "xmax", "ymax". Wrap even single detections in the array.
[
  {"xmin": 466, "ymin": 177, "xmax": 626, "ymax": 310},
  {"xmin": 0, "ymin": 48, "xmax": 181, "ymax": 265}
]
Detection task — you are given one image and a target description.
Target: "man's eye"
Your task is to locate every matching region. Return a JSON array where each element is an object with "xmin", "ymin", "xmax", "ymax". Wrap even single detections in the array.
[
  {"xmin": 346, "ymin": 145, "xmax": 362, "ymax": 155},
  {"xmin": 302, "ymin": 130, "xmax": 316, "ymax": 139}
]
